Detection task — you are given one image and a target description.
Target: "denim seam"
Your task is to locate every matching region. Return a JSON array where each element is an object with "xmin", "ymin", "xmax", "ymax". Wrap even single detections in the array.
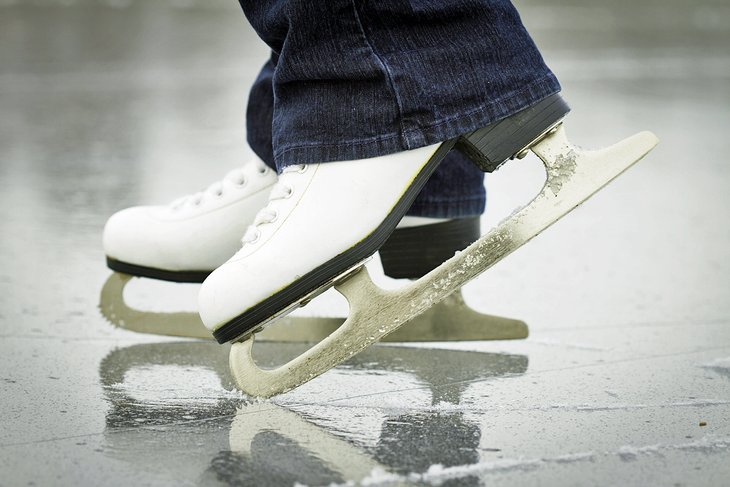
[
  {"xmin": 349, "ymin": 0, "xmax": 408, "ymax": 146},
  {"xmin": 277, "ymin": 131, "xmax": 403, "ymax": 155},
  {"xmin": 397, "ymin": 73, "xmax": 558, "ymax": 136},
  {"xmin": 274, "ymin": 74, "xmax": 558, "ymax": 160}
]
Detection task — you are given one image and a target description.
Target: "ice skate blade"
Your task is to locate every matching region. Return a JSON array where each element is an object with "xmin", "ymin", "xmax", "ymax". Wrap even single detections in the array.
[{"xmin": 228, "ymin": 124, "xmax": 658, "ymax": 398}]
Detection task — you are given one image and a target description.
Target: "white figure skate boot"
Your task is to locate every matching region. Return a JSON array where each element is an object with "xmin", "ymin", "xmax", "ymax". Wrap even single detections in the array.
[
  {"xmin": 103, "ymin": 157, "xmax": 278, "ymax": 282},
  {"xmin": 198, "ymin": 142, "xmax": 455, "ymax": 340}
]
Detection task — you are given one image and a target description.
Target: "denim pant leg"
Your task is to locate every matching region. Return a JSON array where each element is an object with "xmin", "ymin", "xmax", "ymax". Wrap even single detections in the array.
[
  {"xmin": 239, "ymin": 0, "xmax": 560, "ymax": 167},
  {"xmin": 247, "ymin": 55, "xmax": 486, "ymax": 218}
]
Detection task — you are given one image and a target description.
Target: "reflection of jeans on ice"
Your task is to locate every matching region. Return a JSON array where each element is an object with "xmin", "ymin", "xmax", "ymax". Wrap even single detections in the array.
[{"xmin": 240, "ymin": 0, "xmax": 560, "ymax": 218}]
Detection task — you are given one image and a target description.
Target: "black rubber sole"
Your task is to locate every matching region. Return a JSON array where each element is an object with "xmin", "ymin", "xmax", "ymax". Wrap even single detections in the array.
[
  {"xmin": 106, "ymin": 257, "xmax": 211, "ymax": 283},
  {"xmin": 379, "ymin": 217, "xmax": 481, "ymax": 279},
  {"xmin": 212, "ymin": 139, "xmax": 458, "ymax": 343}
]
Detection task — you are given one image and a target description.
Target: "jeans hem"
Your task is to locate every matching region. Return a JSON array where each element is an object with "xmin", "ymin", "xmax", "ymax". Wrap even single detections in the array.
[{"xmin": 274, "ymin": 74, "xmax": 560, "ymax": 167}]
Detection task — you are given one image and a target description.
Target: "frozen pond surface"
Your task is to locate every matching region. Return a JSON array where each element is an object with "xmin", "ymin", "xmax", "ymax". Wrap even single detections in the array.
[{"xmin": 1, "ymin": 0, "xmax": 729, "ymax": 485}]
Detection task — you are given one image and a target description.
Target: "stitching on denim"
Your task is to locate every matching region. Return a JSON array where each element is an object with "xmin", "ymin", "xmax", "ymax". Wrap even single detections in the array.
[
  {"xmin": 399, "ymin": 74, "xmax": 560, "ymax": 135},
  {"xmin": 276, "ymin": 131, "xmax": 403, "ymax": 155},
  {"xmin": 349, "ymin": 0, "xmax": 408, "ymax": 146},
  {"xmin": 274, "ymin": 75, "xmax": 559, "ymax": 159}
]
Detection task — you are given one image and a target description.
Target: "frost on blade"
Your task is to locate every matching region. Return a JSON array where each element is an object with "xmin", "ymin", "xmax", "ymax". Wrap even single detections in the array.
[
  {"xmin": 546, "ymin": 149, "xmax": 577, "ymax": 195},
  {"xmin": 411, "ymin": 213, "xmax": 519, "ymax": 313}
]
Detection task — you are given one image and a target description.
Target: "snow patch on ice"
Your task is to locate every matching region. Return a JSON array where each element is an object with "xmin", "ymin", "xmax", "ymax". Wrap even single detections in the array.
[
  {"xmin": 617, "ymin": 444, "xmax": 662, "ymax": 462},
  {"xmin": 337, "ymin": 451, "xmax": 594, "ymax": 486},
  {"xmin": 700, "ymin": 357, "xmax": 730, "ymax": 377},
  {"xmin": 360, "ymin": 468, "xmax": 407, "ymax": 486},
  {"xmin": 616, "ymin": 436, "xmax": 730, "ymax": 462},
  {"xmin": 336, "ymin": 437, "xmax": 730, "ymax": 485},
  {"xmin": 675, "ymin": 436, "xmax": 730, "ymax": 454},
  {"xmin": 550, "ymin": 452, "xmax": 597, "ymax": 464}
]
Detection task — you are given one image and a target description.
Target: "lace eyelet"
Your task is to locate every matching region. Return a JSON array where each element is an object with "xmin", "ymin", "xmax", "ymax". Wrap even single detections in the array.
[
  {"xmin": 269, "ymin": 209, "xmax": 279, "ymax": 223},
  {"xmin": 248, "ymin": 229, "xmax": 261, "ymax": 244},
  {"xmin": 297, "ymin": 164, "xmax": 308, "ymax": 173},
  {"xmin": 258, "ymin": 166, "xmax": 269, "ymax": 175},
  {"xmin": 235, "ymin": 177, "xmax": 247, "ymax": 187},
  {"xmin": 283, "ymin": 185, "xmax": 294, "ymax": 198}
]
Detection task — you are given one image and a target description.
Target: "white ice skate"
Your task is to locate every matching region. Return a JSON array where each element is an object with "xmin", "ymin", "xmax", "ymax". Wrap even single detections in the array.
[{"xmin": 219, "ymin": 94, "xmax": 658, "ymax": 398}]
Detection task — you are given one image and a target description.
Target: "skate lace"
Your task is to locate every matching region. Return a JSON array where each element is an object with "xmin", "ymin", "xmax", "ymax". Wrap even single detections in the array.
[
  {"xmin": 241, "ymin": 164, "xmax": 307, "ymax": 244},
  {"xmin": 170, "ymin": 161, "xmax": 270, "ymax": 210}
]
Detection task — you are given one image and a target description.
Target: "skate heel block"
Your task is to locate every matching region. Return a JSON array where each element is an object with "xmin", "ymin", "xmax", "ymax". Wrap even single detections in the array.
[
  {"xmin": 380, "ymin": 217, "xmax": 481, "ymax": 279},
  {"xmin": 456, "ymin": 93, "xmax": 570, "ymax": 172}
]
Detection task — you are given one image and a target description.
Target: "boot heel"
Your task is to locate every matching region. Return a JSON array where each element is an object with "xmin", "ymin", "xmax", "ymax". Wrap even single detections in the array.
[{"xmin": 456, "ymin": 93, "xmax": 571, "ymax": 173}]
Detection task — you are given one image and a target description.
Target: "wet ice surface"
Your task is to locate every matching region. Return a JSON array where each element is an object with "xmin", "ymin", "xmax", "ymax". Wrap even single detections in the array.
[{"xmin": 1, "ymin": 0, "xmax": 729, "ymax": 485}]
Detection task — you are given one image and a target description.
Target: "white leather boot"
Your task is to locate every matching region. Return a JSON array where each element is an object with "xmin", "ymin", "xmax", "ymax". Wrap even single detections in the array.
[
  {"xmin": 199, "ymin": 142, "xmax": 455, "ymax": 343},
  {"xmin": 103, "ymin": 157, "xmax": 278, "ymax": 282}
]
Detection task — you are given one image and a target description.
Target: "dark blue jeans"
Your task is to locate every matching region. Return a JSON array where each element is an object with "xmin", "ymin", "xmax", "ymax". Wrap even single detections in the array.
[{"xmin": 242, "ymin": 0, "xmax": 560, "ymax": 218}]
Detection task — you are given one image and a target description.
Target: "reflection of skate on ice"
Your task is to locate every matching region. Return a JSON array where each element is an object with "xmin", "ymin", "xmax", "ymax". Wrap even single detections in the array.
[
  {"xmin": 98, "ymin": 338, "xmax": 526, "ymax": 484},
  {"xmin": 229, "ymin": 402, "xmax": 383, "ymax": 483},
  {"xmin": 225, "ymin": 346, "xmax": 528, "ymax": 484},
  {"xmin": 204, "ymin": 94, "xmax": 658, "ymax": 397},
  {"xmin": 98, "ymin": 272, "xmax": 527, "ymax": 342}
]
